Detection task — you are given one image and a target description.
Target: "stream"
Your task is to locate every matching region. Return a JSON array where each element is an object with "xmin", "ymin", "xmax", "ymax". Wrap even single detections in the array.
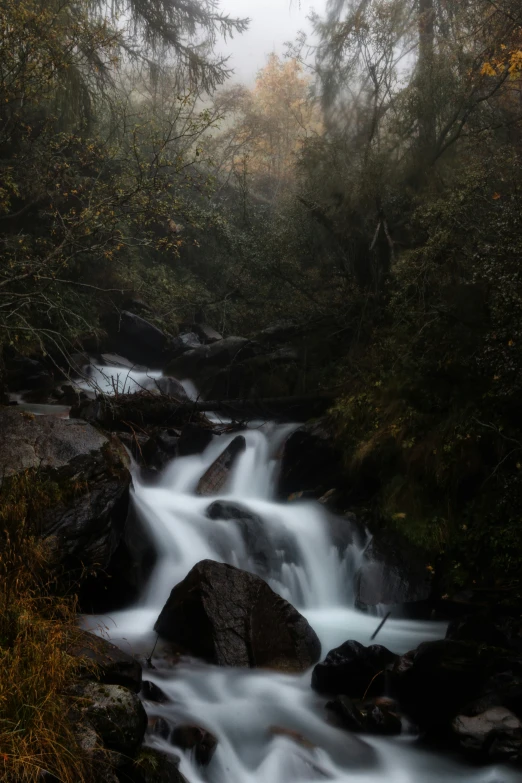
[{"xmin": 79, "ymin": 365, "xmax": 521, "ymax": 783}]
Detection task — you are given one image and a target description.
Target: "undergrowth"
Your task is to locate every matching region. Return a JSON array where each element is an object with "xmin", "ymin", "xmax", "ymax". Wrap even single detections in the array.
[{"xmin": 0, "ymin": 470, "xmax": 91, "ymax": 782}]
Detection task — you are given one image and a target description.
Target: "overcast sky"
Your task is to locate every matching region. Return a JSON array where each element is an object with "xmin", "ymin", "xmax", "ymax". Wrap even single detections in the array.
[{"xmin": 218, "ymin": 0, "xmax": 327, "ymax": 85}]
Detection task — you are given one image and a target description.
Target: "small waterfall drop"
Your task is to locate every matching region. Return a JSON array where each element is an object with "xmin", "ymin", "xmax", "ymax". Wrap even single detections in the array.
[{"xmin": 82, "ymin": 403, "xmax": 521, "ymax": 783}]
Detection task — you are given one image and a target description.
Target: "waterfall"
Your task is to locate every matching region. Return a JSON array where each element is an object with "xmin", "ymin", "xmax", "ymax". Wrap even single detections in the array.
[{"xmin": 81, "ymin": 389, "xmax": 519, "ymax": 783}]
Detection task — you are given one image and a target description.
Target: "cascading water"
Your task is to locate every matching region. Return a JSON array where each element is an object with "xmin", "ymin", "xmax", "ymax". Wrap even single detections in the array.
[{"xmin": 82, "ymin": 368, "xmax": 521, "ymax": 783}]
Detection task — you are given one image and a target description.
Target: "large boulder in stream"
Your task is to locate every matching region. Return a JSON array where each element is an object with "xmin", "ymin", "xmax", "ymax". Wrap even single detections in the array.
[
  {"xmin": 105, "ymin": 310, "xmax": 169, "ymax": 364},
  {"xmin": 0, "ymin": 409, "xmax": 130, "ymax": 574},
  {"xmin": 154, "ymin": 559, "xmax": 321, "ymax": 672},
  {"xmin": 312, "ymin": 640, "xmax": 396, "ymax": 698}
]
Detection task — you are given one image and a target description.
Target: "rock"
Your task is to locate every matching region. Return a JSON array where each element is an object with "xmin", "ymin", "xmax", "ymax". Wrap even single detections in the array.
[
  {"xmin": 154, "ymin": 559, "xmax": 321, "ymax": 672},
  {"xmin": 355, "ymin": 532, "xmax": 433, "ymax": 610},
  {"xmin": 190, "ymin": 323, "xmax": 223, "ymax": 344},
  {"xmin": 4, "ymin": 351, "xmax": 54, "ymax": 393},
  {"xmin": 166, "ymin": 332, "xmax": 202, "ymax": 360},
  {"xmin": 178, "ymin": 423, "xmax": 214, "ymax": 456},
  {"xmin": 142, "ymin": 680, "xmax": 170, "ymax": 704},
  {"xmin": 311, "ymin": 640, "xmax": 396, "ymax": 698},
  {"xmin": 255, "ymin": 321, "xmax": 298, "ymax": 345},
  {"xmin": 452, "ymin": 707, "xmax": 522, "ymax": 761},
  {"xmin": 278, "ymin": 419, "xmax": 342, "ymax": 498},
  {"xmin": 389, "ymin": 639, "xmax": 522, "ymax": 733},
  {"xmin": 67, "ymin": 630, "xmax": 142, "ymax": 692},
  {"xmin": 80, "ymin": 683, "xmax": 147, "ymax": 757},
  {"xmin": 106, "ymin": 311, "xmax": 168, "ymax": 364},
  {"xmin": 141, "ymin": 429, "xmax": 180, "ymax": 471},
  {"xmin": 147, "ymin": 376, "xmax": 189, "ymax": 400},
  {"xmin": 171, "ymin": 724, "xmax": 218, "ymax": 766},
  {"xmin": 119, "ymin": 748, "xmax": 188, "ymax": 783},
  {"xmin": 206, "ymin": 500, "xmax": 298, "ymax": 578},
  {"xmin": 269, "ymin": 726, "xmax": 315, "ymax": 749},
  {"xmin": 196, "ymin": 436, "xmax": 246, "ymax": 495},
  {"xmin": 165, "ymin": 337, "xmax": 260, "ymax": 392},
  {"xmin": 0, "ymin": 409, "xmax": 130, "ymax": 573},
  {"xmin": 326, "ymin": 696, "xmax": 402, "ymax": 735},
  {"xmin": 149, "ymin": 715, "xmax": 172, "ymax": 740}
]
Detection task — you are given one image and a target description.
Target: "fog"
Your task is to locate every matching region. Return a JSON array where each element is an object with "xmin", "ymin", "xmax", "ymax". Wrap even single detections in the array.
[{"xmin": 218, "ymin": 0, "xmax": 326, "ymax": 84}]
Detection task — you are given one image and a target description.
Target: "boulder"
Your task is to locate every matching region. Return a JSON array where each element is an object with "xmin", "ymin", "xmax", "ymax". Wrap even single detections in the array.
[
  {"xmin": 171, "ymin": 724, "xmax": 218, "ymax": 766},
  {"xmin": 68, "ymin": 630, "xmax": 142, "ymax": 692},
  {"xmin": 4, "ymin": 351, "xmax": 54, "ymax": 394},
  {"xmin": 166, "ymin": 332, "xmax": 202, "ymax": 360},
  {"xmin": 106, "ymin": 311, "xmax": 168, "ymax": 364},
  {"xmin": 389, "ymin": 639, "xmax": 522, "ymax": 733},
  {"xmin": 312, "ymin": 640, "xmax": 396, "ymax": 698},
  {"xmin": 452, "ymin": 707, "xmax": 522, "ymax": 761},
  {"xmin": 355, "ymin": 532, "xmax": 433, "ymax": 610},
  {"xmin": 154, "ymin": 559, "xmax": 321, "ymax": 672},
  {"xmin": 196, "ymin": 436, "xmax": 246, "ymax": 495},
  {"xmin": 147, "ymin": 376, "xmax": 189, "ymax": 400},
  {"xmin": 140, "ymin": 429, "xmax": 180, "ymax": 471},
  {"xmin": 165, "ymin": 337, "xmax": 260, "ymax": 393},
  {"xmin": 190, "ymin": 323, "xmax": 223, "ymax": 344},
  {"xmin": 0, "ymin": 409, "xmax": 130, "ymax": 573},
  {"xmin": 278, "ymin": 419, "xmax": 342, "ymax": 498},
  {"xmin": 326, "ymin": 695, "xmax": 402, "ymax": 736},
  {"xmin": 80, "ymin": 683, "xmax": 147, "ymax": 756}
]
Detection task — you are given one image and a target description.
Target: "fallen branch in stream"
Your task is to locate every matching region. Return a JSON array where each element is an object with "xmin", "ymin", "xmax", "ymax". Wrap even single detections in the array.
[
  {"xmin": 70, "ymin": 392, "xmax": 338, "ymax": 430},
  {"xmin": 370, "ymin": 612, "xmax": 391, "ymax": 641}
]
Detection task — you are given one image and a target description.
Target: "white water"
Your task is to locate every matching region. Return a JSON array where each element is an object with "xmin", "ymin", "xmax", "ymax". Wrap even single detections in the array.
[{"xmin": 84, "ymin": 420, "xmax": 522, "ymax": 783}]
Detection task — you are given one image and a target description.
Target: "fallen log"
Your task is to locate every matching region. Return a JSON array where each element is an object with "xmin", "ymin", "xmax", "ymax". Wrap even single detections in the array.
[{"xmin": 70, "ymin": 392, "xmax": 337, "ymax": 431}]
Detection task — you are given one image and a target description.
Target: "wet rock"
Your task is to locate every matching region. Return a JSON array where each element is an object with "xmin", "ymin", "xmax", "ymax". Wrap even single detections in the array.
[
  {"xmin": 4, "ymin": 351, "xmax": 54, "ymax": 393},
  {"xmin": 140, "ymin": 429, "xmax": 180, "ymax": 471},
  {"xmin": 178, "ymin": 423, "xmax": 214, "ymax": 457},
  {"xmin": 206, "ymin": 500, "xmax": 298, "ymax": 577},
  {"xmin": 190, "ymin": 323, "xmax": 223, "ymax": 344},
  {"xmin": 165, "ymin": 337, "xmax": 260, "ymax": 390},
  {"xmin": 148, "ymin": 376, "xmax": 189, "ymax": 400},
  {"xmin": 0, "ymin": 409, "xmax": 130, "ymax": 574},
  {"xmin": 278, "ymin": 419, "xmax": 342, "ymax": 498},
  {"xmin": 326, "ymin": 696, "xmax": 402, "ymax": 735},
  {"xmin": 166, "ymin": 332, "xmax": 202, "ymax": 360},
  {"xmin": 118, "ymin": 748, "xmax": 188, "ymax": 783},
  {"xmin": 80, "ymin": 682, "xmax": 147, "ymax": 756},
  {"xmin": 355, "ymin": 532, "xmax": 433, "ymax": 610},
  {"xmin": 312, "ymin": 640, "xmax": 396, "ymax": 698},
  {"xmin": 196, "ymin": 436, "xmax": 246, "ymax": 495},
  {"xmin": 154, "ymin": 559, "xmax": 321, "ymax": 672},
  {"xmin": 452, "ymin": 707, "xmax": 522, "ymax": 761},
  {"xmin": 171, "ymin": 724, "xmax": 218, "ymax": 766},
  {"xmin": 142, "ymin": 680, "xmax": 170, "ymax": 704},
  {"xmin": 269, "ymin": 726, "xmax": 315, "ymax": 749},
  {"xmin": 67, "ymin": 630, "xmax": 142, "ymax": 692},
  {"xmin": 389, "ymin": 639, "xmax": 522, "ymax": 733},
  {"xmin": 149, "ymin": 715, "xmax": 172, "ymax": 740},
  {"xmin": 106, "ymin": 311, "xmax": 168, "ymax": 364}
]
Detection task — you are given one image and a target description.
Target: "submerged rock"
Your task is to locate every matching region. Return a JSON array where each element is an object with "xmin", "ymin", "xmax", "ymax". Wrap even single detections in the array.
[
  {"xmin": 312, "ymin": 640, "xmax": 396, "ymax": 698},
  {"xmin": 326, "ymin": 695, "xmax": 402, "ymax": 736},
  {"xmin": 171, "ymin": 724, "xmax": 218, "ymax": 766},
  {"xmin": 154, "ymin": 559, "xmax": 321, "ymax": 672},
  {"xmin": 0, "ymin": 409, "xmax": 130, "ymax": 574},
  {"xmin": 196, "ymin": 436, "xmax": 246, "ymax": 495}
]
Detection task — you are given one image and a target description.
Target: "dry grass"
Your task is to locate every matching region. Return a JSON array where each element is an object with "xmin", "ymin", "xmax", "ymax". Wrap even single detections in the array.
[{"xmin": 0, "ymin": 471, "xmax": 91, "ymax": 783}]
